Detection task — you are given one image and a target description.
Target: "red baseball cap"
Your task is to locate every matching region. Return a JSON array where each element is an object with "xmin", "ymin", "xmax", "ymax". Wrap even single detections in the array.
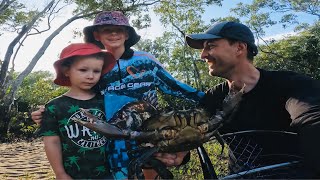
[{"xmin": 53, "ymin": 43, "xmax": 116, "ymax": 86}]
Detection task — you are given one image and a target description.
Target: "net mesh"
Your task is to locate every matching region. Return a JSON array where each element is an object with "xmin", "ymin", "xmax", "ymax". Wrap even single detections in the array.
[{"xmin": 210, "ymin": 130, "xmax": 305, "ymax": 179}]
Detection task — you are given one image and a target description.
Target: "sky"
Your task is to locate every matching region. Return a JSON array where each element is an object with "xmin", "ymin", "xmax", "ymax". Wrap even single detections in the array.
[{"xmin": 0, "ymin": 0, "xmax": 317, "ymax": 74}]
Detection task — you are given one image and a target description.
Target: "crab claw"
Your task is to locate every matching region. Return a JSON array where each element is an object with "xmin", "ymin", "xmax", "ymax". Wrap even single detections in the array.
[
  {"xmin": 72, "ymin": 108, "xmax": 130, "ymax": 139},
  {"xmin": 222, "ymin": 82, "xmax": 245, "ymax": 115}
]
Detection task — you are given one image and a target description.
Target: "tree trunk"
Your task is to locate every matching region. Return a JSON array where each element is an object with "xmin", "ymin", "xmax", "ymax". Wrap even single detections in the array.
[{"xmin": 0, "ymin": 102, "xmax": 12, "ymax": 142}]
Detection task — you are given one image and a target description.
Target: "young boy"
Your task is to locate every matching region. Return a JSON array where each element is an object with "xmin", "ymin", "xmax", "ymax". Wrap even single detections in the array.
[{"xmin": 38, "ymin": 43, "xmax": 116, "ymax": 179}]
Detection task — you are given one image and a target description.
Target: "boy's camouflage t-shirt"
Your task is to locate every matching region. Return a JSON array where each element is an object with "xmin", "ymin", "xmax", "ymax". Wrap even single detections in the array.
[{"xmin": 38, "ymin": 95, "xmax": 111, "ymax": 179}]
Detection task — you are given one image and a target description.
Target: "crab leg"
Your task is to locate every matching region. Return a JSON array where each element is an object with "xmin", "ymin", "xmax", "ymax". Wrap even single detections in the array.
[
  {"xmin": 72, "ymin": 108, "xmax": 130, "ymax": 139},
  {"xmin": 74, "ymin": 109, "xmax": 174, "ymax": 141},
  {"xmin": 129, "ymin": 129, "xmax": 177, "ymax": 142},
  {"xmin": 73, "ymin": 118, "xmax": 131, "ymax": 139}
]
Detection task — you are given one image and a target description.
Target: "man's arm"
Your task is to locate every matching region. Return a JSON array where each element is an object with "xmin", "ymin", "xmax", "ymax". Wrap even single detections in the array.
[
  {"xmin": 43, "ymin": 136, "xmax": 72, "ymax": 179},
  {"xmin": 286, "ymin": 97, "xmax": 320, "ymax": 177},
  {"xmin": 285, "ymin": 77, "xmax": 320, "ymax": 177}
]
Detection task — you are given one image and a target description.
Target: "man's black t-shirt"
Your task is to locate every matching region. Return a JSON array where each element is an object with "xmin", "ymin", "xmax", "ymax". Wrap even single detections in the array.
[{"xmin": 200, "ymin": 69, "xmax": 320, "ymax": 175}]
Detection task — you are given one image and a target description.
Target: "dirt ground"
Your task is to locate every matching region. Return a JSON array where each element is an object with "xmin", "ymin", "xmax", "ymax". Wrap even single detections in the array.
[{"xmin": 0, "ymin": 139, "xmax": 54, "ymax": 180}]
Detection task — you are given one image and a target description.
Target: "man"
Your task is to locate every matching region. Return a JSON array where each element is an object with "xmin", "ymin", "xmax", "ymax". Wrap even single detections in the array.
[{"xmin": 184, "ymin": 21, "xmax": 320, "ymax": 177}]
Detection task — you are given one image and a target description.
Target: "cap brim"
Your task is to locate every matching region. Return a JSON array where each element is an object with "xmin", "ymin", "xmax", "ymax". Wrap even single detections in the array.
[
  {"xmin": 101, "ymin": 52, "xmax": 116, "ymax": 75},
  {"xmin": 186, "ymin": 34, "xmax": 222, "ymax": 49},
  {"xmin": 83, "ymin": 26, "xmax": 105, "ymax": 49},
  {"xmin": 53, "ymin": 60, "xmax": 70, "ymax": 86},
  {"xmin": 125, "ymin": 26, "xmax": 141, "ymax": 47}
]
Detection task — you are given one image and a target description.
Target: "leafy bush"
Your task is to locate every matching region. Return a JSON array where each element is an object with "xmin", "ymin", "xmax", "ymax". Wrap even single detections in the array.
[{"xmin": 4, "ymin": 71, "xmax": 67, "ymax": 141}]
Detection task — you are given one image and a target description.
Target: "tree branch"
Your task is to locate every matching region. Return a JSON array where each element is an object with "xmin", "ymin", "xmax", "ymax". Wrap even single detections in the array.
[
  {"xmin": 8, "ymin": 11, "xmax": 97, "ymax": 103},
  {"xmin": 0, "ymin": 0, "xmax": 55, "ymax": 88},
  {"xmin": 0, "ymin": 0, "xmax": 14, "ymax": 16}
]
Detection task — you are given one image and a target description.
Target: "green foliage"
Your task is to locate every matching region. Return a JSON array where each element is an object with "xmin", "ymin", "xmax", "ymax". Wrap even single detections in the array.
[
  {"xmin": 0, "ymin": 1, "xmax": 41, "ymax": 32},
  {"xmin": 255, "ymin": 22, "xmax": 320, "ymax": 79},
  {"xmin": 231, "ymin": 0, "xmax": 319, "ymax": 37},
  {"xmin": 72, "ymin": 0, "xmax": 154, "ymax": 29},
  {"xmin": 6, "ymin": 71, "xmax": 67, "ymax": 141},
  {"xmin": 211, "ymin": 16, "xmax": 240, "ymax": 24},
  {"xmin": 18, "ymin": 71, "xmax": 67, "ymax": 109},
  {"xmin": 144, "ymin": 0, "xmax": 228, "ymax": 91}
]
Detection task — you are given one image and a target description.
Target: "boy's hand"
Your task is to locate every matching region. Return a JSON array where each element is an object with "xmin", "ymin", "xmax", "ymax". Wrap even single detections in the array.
[{"xmin": 31, "ymin": 105, "xmax": 44, "ymax": 125}]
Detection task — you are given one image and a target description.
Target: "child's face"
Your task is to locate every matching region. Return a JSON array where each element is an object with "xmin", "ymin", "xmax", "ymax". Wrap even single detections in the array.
[
  {"xmin": 65, "ymin": 57, "xmax": 104, "ymax": 91},
  {"xmin": 94, "ymin": 25, "xmax": 129, "ymax": 50}
]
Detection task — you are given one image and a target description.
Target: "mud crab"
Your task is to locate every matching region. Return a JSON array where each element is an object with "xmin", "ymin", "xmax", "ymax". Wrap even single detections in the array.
[{"xmin": 74, "ymin": 84, "xmax": 245, "ymax": 179}]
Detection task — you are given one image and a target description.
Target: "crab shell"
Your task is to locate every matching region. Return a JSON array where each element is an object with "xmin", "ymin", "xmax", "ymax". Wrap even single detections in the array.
[
  {"xmin": 139, "ymin": 108, "xmax": 218, "ymax": 152},
  {"xmin": 74, "ymin": 83, "xmax": 245, "ymax": 153},
  {"xmin": 75, "ymin": 102, "xmax": 223, "ymax": 153}
]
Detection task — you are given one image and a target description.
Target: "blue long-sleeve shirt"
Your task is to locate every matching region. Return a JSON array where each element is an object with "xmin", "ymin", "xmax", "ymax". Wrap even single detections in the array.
[{"xmin": 97, "ymin": 51, "xmax": 204, "ymax": 179}]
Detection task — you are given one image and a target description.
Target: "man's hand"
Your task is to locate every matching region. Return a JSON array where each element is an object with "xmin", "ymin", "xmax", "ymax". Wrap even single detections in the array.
[
  {"xmin": 143, "ymin": 151, "xmax": 189, "ymax": 179},
  {"xmin": 31, "ymin": 106, "xmax": 44, "ymax": 125},
  {"xmin": 154, "ymin": 151, "xmax": 189, "ymax": 167}
]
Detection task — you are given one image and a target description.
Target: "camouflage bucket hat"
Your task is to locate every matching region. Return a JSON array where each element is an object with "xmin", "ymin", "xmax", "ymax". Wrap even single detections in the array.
[{"xmin": 83, "ymin": 11, "xmax": 141, "ymax": 48}]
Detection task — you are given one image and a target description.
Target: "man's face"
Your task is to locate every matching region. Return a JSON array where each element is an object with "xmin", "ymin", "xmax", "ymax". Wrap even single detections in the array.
[{"xmin": 200, "ymin": 39, "xmax": 240, "ymax": 78}]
